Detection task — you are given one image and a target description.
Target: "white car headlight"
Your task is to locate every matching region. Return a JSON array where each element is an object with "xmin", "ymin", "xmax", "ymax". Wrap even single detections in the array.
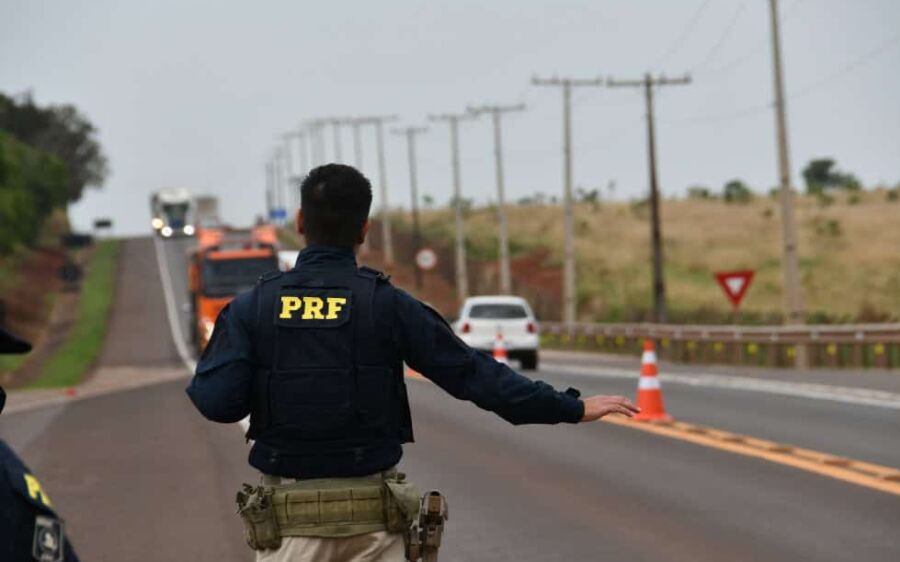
[
  {"xmin": 183, "ymin": 224, "xmax": 195, "ymax": 236},
  {"xmin": 160, "ymin": 226, "xmax": 173, "ymax": 237},
  {"xmin": 151, "ymin": 217, "xmax": 164, "ymax": 230}
]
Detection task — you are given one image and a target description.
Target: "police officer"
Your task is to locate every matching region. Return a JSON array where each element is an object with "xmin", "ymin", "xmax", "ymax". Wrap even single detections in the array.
[
  {"xmin": 0, "ymin": 327, "xmax": 80, "ymax": 562},
  {"xmin": 187, "ymin": 164, "xmax": 639, "ymax": 561}
]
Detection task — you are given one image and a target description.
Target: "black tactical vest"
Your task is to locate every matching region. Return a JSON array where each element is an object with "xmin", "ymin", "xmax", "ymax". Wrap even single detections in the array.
[{"xmin": 246, "ymin": 264, "xmax": 413, "ymax": 477}]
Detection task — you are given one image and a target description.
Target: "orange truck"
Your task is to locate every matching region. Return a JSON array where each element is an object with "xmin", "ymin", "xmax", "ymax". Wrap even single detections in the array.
[{"xmin": 188, "ymin": 224, "xmax": 280, "ymax": 353}]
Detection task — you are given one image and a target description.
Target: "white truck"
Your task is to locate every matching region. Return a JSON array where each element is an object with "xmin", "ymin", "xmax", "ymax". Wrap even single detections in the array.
[{"xmin": 150, "ymin": 188, "xmax": 195, "ymax": 238}]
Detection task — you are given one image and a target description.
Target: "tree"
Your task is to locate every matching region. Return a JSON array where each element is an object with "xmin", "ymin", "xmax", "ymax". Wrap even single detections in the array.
[
  {"xmin": 802, "ymin": 158, "xmax": 860, "ymax": 194},
  {"xmin": 722, "ymin": 179, "xmax": 753, "ymax": 203},
  {"xmin": 0, "ymin": 92, "xmax": 108, "ymax": 203},
  {"xmin": 687, "ymin": 185, "xmax": 713, "ymax": 200},
  {"xmin": 0, "ymin": 131, "xmax": 68, "ymax": 252}
]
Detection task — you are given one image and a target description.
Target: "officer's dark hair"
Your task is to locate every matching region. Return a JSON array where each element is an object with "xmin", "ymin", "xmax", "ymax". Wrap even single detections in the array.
[{"xmin": 300, "ymin": 164, "xmax": 373, "ymax": 248}]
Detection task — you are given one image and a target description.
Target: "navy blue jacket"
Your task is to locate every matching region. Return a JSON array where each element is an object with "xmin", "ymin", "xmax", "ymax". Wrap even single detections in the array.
[
  {"xmin": 0, "ymin": 440, "xmax": 80, "ymax": 562},
  {"xmin": 187, "ymin": 246, "xmax": 584, "ymax": 476}
]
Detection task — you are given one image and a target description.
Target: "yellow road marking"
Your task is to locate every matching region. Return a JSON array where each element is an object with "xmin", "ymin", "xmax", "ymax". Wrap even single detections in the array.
[
  {"xmin": 604, "ymin": 416, "xmax": 900, "ymax": 497},
  {"xmin": 405, "ymin": 370, "xmax": 900, "ymax": 497}
]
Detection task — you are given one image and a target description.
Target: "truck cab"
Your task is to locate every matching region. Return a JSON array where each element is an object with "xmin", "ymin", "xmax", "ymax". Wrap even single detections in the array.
[{"xmin": 188, "ymin": 225, "xmax": 279, "ymax": 353}]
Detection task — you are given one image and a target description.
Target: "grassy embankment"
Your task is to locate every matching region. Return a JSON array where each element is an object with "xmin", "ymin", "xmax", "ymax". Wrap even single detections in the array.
[
  {"xmin": 402, "ymin": 189, "xmax": 900, "ymax": 323},
  {"xmin": 30, "ymin": 239, "xmax": 120, "ymax": 388}
]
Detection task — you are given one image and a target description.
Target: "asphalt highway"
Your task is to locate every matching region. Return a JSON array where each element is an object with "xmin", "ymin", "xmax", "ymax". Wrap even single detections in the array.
[{"xmin": 0, "ymin": 236, "xmax": 897, "ymax": 561}]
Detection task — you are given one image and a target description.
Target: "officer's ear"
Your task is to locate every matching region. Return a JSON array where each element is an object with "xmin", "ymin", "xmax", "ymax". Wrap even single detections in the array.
[
  {"xmin": 358, "ymin": 220, "xmax": 369, "ymax": 245},
  {"xmin": 296, "ymin": 209, "xmax": 305, "ymax": 237}
]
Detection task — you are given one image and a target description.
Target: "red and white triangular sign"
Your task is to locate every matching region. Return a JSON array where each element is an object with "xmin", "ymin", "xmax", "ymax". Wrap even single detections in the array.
[{"xmin": 714, "ymin": 270, "xmax": 755, "ymax": 309}]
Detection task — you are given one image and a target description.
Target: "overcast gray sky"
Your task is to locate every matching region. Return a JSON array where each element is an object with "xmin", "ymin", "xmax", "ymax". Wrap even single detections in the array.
[{"xmin": 2, "ymin": 0, "xmax": 898, "ymax": 235}]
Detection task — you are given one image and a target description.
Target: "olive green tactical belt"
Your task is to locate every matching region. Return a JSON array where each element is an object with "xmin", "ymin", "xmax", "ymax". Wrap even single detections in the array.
[
  {"xmin": 266, "ymin": 474, "xmax": 392, "ymax": 537},
  {"xmin": 238, "ymin": 469, "xmax": 421, "ymax": 549}
]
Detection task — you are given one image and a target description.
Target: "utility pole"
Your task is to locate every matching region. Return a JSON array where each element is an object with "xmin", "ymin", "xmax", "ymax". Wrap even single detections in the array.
[
  {"xmin": 329, "ymin": 118, "xmax": 344, "ymax": 163},
  {"xmin": 265, "ymin": 160, "xmax": 274, "ymax": 220},
  {"xmin": 532, "ymin": 76, "xmax": 603, "ymax": 325},
  {"xmin": 392, "ymin": 125, "xmax": 428, "ymax": 290},
  {"xmin": 607, "ymin": 73, "xmax": 690, "ymax": 324},
  {"xmin": 272, "ymin": 147, "xmax": 284, "ymax": 225},
  {"xmin": 768, "ymin": 0, "xmax": 806, "ymax": 366},
  {"xmin": 306, "ymin": 120, "xmax": 328, "ymax": 166},
  {"xmin": 284, "ymin": 130, "xmax": 307, "ymax": 212},
  {"xmin": 467, "ymin": 103, "xmax": 525, "ymax": 295},
  {"xmin": 351, "ymin": 118, "xmax": 364, "ymax": 169},
  {"xmin": 281, "ymin": 134, "xmax": 294, "ymax": 215},
  {"xmin": 360, "ymin": 115, "xmax": 399, "ymax": 266},
  {"xmin": 429, "ymin": 111, "xmax": 477, "ymax": 301}
]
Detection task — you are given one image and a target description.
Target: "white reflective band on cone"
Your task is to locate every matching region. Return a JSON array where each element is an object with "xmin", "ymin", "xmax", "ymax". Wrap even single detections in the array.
[
  {"xmin": 638, "ymin": 377, "xmax": 661, "ymax": 390},
  {"xmin": 642, "ymin": 351, "xmax": 657, "ymax": 364}
]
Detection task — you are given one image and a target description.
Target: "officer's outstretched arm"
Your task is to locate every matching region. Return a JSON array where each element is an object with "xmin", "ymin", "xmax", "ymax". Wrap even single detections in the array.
[
  {"xmin": 395, "ymin": 290, "xmax": 584, "ymax": 425},
  {"xmin": 186, "ymin": 300, "xmax": 255, "ymax": 423}
]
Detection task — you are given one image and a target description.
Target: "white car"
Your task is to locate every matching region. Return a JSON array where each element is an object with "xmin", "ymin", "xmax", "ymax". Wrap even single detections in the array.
[{"xmin": 453, "ymin": 296, "xmax": 540, "ymax": 370}]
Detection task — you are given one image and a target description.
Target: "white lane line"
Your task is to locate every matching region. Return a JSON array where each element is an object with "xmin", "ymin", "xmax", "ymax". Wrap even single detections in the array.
[
  {"xmin": 153, "ymin": 236, "xmax": 197, "ymax": 373},
  {"xmin": 154, "ymin": 236, "xmax": 251, "ymax": 432},
  {"xmin": 543, "ymin": 363, "xmax": 900, "ymax": 411}
]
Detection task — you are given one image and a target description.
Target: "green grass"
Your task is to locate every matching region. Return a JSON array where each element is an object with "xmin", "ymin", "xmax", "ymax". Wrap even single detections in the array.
[{"xmin": 30, "ymin": 239, "xmax": 120, "ymax": 388}]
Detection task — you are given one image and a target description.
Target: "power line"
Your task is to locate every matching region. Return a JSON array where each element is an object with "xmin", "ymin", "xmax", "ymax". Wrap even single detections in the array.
[
  {"xmin": 689, "ymin": 1, "xmax": 748, "ymax": 74},
  {"xmin": 651, "ymin": 0, "xmax": 713, "ymax": 72}
]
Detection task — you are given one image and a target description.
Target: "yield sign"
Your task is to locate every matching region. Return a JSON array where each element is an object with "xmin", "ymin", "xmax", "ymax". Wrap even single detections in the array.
[{"xmin": 714, "ymin": 270, "xmax": 755, "ymax": 309}]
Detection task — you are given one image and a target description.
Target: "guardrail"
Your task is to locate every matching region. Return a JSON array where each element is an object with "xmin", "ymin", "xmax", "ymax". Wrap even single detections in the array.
[{"xmin": 540, "ymin": 322, "xmax": 900, "ymax": 369}]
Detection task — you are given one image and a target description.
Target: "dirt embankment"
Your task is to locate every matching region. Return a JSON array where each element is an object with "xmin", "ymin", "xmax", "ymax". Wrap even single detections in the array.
[{"xmin": 362, "ymin": 220, "xmax": 562, "ymax": 320}]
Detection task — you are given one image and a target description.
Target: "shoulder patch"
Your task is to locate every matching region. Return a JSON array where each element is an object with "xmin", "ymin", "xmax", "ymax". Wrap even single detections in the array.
[
  {"xmin": 33, "ymin": 515, "xmax": 65, "ymax": 562},
  {"xmin": 359, "ymin": 266, "xmax": 391, "ymax": 282},
  {"xmin": 275, "ymin": 288, "xmax": 352, "ymax": 328},
  {"xmin": 1, "ymin": 443, "xmax": 55, "ymax": 513}
]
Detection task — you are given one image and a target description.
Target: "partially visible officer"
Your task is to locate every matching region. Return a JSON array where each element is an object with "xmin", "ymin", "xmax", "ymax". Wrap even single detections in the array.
[
  {"xmin": 0, "ymin": 326, "xmax": 81, "ymax": 562},
  {"xmin": 187, "ymin": 164, "xmax": 640, "ymax": 562}
]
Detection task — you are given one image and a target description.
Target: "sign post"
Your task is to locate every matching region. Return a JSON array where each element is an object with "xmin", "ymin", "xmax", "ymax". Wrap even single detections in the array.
[{"xmin": 414, "ymin": 248, "xmax": 437, "ymax": 293}]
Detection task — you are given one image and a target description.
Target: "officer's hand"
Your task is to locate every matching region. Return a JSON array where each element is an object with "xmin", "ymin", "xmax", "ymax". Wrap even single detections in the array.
[{"xmin": 579, "ymin": 395, "xmax": 640, "ymax": 422}]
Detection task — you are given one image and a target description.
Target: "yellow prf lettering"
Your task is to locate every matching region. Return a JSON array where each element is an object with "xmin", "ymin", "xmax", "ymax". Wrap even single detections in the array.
[
  {"xmin": 325, "ymin": 297, "xmax": 348, "ymax": 319},
  {"xmin": 24, "ymin": 474, "xmax": 52, "ymax": 507},
  {"xmin": 279, "ymin": 296, "xmax": 303, "ymax": 319},
  {"xmin": 302, "ymin": 296, "xmax": 325, "ymax": 320}
]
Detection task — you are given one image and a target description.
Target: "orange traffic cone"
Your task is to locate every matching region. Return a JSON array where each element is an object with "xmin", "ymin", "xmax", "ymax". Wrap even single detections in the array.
[
  {"xmin": 493, "ymin": 333, "xmax": 509, "ymax": 364},
  {"xmin": 634, "ymin": 339, "xmax": 672, "ymax": 421}
]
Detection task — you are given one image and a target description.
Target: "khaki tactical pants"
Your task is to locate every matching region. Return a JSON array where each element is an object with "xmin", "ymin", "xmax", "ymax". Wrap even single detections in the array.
[{"xmin": 255, "ymin": 531, "xmax": 405, "ymax": 562}]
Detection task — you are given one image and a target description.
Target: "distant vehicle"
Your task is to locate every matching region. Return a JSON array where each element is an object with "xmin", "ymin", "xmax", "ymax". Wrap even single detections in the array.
[
  {"xmin": 453, "ymin": 295, "xmax": 540, "ymax": 370},
  {"xmin": 151, "ymin": 188, "xmax": 195, "ymax": 238},
  {"xmin": 187, "ymin": 225, "xmax": 279, "ymax": 353}
]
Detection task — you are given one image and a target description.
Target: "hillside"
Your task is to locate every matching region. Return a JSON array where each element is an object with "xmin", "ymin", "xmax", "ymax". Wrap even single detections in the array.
[{"xmin": 380, "ymin": 189, "xmax": 900, "ymax": 324}]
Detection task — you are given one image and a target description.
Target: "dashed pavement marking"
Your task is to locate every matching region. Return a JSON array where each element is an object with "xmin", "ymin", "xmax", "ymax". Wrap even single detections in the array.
[{"xmin": 604, "ymin": 416, "xmax": 900, "ymax": 498}]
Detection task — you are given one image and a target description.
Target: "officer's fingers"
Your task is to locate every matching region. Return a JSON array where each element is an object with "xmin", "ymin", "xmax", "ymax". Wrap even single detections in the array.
[
  {"xmin": 604, "ymin": 396, "xmax": 640, "ymax": 413},
  {"xmin": 600, "ymin": 404, "xmax": 635, "ymax": 419}
]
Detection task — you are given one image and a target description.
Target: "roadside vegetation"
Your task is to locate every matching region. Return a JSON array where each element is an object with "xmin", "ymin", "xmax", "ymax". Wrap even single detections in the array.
[
  {"xmin": 1, "ymin": 91, "xmax": 109, "ymax": 384},
  {"xmin": 394, "ymin": 163, "xmax": 899, "ymax": 324},
  {"xmin": 30, "ymin": 240, "xmax": 120, "ymax": 388}
]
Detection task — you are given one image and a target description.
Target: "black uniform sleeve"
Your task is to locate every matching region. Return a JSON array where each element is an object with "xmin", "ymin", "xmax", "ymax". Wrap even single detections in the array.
[
  {"xmin": 393, "ymin": 290, "xmax": 584, "ymax": 425},
  {"xmin": 185, "ymin": 292, "xmax": 256, "ymax": 423}
]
